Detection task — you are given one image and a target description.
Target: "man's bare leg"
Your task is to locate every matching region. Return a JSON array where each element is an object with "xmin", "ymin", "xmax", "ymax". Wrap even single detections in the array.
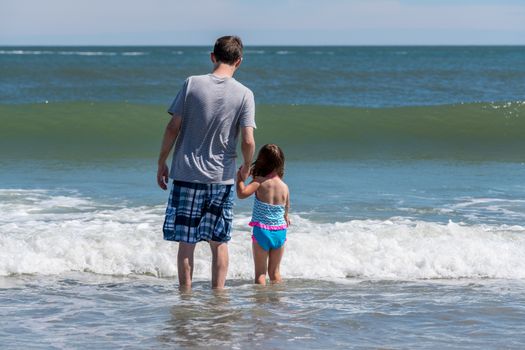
[
  {"xmin": 177, "ymin": 242, "xmax": 196, "ymax": 291},
  {"xmin": 210, "ymin": 241, "xmax": 229, "ymax": 289}
]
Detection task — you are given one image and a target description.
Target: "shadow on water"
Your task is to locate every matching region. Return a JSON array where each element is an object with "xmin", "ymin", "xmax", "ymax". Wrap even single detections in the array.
[
  {"xmin": 156, "ymin": 281, "xmax": 293, "ymax": 348},
  {"xmin": 158, "ymin": 283, "xmax": 239, "ymax": 348}
]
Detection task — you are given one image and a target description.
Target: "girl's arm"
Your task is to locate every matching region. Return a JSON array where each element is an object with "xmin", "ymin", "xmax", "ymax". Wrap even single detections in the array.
[
  {"xmin": 284, "ymin": 187, "xmax": 291, "ymax": 226},
  {"xmin": 236, "ymin": 171, "xmax": 261, "ymax": 199}
]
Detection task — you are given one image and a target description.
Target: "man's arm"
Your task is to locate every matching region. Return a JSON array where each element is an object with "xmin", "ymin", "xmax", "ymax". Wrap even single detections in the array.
[
  {"xmin": 239, "ymin": 126, "xmax": 255, "ymax": 181},
  {"xmin": 157, "ymin": 115, "xmax": 182, "ymax": 190}
]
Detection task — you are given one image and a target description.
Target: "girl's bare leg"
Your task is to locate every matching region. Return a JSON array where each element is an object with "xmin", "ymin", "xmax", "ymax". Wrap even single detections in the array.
[
  {"xmin": 268, "ymin": 245, "xmax": 285, "ymax": 284},
  {"xmin": 252, "ymin": 240, "xmax": 269, "ymax": 285}
]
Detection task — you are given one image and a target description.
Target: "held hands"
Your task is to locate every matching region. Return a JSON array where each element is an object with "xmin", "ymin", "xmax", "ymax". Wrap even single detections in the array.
[
  {"xmin": 238, "ymin": 163, "xmax": 251, "ymax": 182},
  {"xmin": 157, "ymin": 163, "xmax": 169, "ymax": 190},
  {"xmin": 236, "ymin": 168, "xmax": 244, "ymax": 182}
]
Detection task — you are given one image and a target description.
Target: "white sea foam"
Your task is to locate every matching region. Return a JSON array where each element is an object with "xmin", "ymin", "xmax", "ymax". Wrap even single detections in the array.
[
  {"xmin": 0, "ymin": 50, "xmax": 55, "ymax": 55},
  {"xmin": 0, "ymin": 50, "xmax": 129, "ymax": 56},
  {"xmin": 451, "ymin": 197, "xmax": 525, "ymax": 222},
  {"xmin": 453, "ymin": 197, "xmax": 525, "ymax": 208},
  {"xmin": 121, "ymin": 51, "xmax": 148, "ymax": 56},
  {"xmin": 311, "ymin": 50, "xmax": 334, "ymax": 55},
  {"xmin": 57, "ymin": 51, "xmax": 117, "ymax": 56},
  {"xmin": 244, "ymin": 50, "xmax": 265, "ymax": 54},
  {"xmin": 1, "ymin": 189, "xmax": 525, "ymax": 280}
]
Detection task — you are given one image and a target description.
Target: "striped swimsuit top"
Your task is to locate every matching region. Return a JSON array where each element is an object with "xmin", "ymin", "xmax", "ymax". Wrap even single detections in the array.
[{"xmin": 249, "ymin": 196, "xmax": 287, "ymax": 230}]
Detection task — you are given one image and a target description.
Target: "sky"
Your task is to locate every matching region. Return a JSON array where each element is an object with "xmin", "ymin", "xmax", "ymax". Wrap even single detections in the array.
[{"xmin": 1, "ymin": 0, "xmax": 524, "ymax": 45}]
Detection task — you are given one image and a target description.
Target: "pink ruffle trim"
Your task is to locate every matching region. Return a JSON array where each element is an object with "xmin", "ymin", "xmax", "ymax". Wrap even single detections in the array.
[{"xmin": 249, "ymin": 221, "xmax": 288, "ymax": 230}]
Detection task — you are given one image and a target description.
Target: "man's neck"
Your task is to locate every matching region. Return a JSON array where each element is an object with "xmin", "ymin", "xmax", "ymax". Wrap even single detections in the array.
[{"xmin": 212, "ymin": 63, "xmax": 236, "ymax": 78}]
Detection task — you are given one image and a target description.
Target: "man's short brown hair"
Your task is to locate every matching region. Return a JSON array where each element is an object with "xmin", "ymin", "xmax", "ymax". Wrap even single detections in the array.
[{"xmin": 213, "ymin": 36, "xmax": 243, "ymax": 65}]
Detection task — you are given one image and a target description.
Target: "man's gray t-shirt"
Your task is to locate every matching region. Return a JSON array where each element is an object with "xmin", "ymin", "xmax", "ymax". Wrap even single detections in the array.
[{"xmin": 167, "ymin": 74, "xmax": 256, "ymax": 184}]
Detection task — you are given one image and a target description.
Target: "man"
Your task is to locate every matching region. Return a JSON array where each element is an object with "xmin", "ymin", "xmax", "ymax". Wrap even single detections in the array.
[{"xmin": 157, "ymin": 36, "xmax": 256, "ymax": 290}]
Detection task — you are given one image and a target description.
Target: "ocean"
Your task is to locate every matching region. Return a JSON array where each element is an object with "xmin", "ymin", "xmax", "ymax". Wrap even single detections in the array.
[{"xmin": 1, "ymin": 46, "xmax": 525, "ymax": 349}]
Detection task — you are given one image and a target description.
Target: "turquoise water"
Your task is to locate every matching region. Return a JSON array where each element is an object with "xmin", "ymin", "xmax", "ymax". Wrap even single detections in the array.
[
  {"xmin": 1, "ymin": 46, "xmax": 525, "ymax": 349},
  {"xmin": 1, "ymin": 102, "xmax": 524, "ymax": 162},
  {"xmin": 2, "ymin": 159, "xmax": 525, "ymax": 226},
  {"xmin": 1, "ymin": 46, "xmax": 524, "ymax": 106}
]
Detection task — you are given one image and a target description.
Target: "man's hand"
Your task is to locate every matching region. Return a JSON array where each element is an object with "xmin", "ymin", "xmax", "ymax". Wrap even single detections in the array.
[
  {"xmin": 239, "ymin": 163, "xmax": 251, "ymax": 181},
  {"xmin": 157, "ymin": 115, "xmax": 181, "ymax": 190},
  {"xmin": 240, "ymin": 127, "xmax": 255, "ymax": 180},
  {"xmin": 157, "ymin": 163, "xmax": 170, "ymax": 190}
]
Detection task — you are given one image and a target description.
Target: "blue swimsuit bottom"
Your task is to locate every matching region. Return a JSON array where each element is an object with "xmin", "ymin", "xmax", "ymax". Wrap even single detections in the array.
[{"xmin": 252, "ymin": 226, "xmax": 287, "ymax": 251}]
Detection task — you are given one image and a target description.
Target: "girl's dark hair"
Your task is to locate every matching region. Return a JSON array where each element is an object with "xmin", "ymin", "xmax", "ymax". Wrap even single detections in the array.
[
  {"xmin": 251, "ymin": 144, "xmax": 285, "ymax": 178},
  {"xmin": 213, "ymin": 36, "xmax": 243, "ymax": 65}
]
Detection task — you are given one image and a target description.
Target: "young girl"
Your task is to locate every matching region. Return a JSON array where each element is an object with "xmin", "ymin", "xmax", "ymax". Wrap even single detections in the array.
[{"xmin": 236, "ymin": 144, "xmax": 291, "ymax": 285}]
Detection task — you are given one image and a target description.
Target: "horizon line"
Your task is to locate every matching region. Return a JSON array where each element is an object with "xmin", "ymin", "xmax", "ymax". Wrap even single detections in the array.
[{"xmin": 1, "ymin": 44, "xmax": 524, "ymax": 47}]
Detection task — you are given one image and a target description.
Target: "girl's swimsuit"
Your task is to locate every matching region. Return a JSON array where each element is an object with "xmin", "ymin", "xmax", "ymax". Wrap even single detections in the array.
[{"xmin": 249, "ymin": 196, "xmax": 287, "ymax": 251}]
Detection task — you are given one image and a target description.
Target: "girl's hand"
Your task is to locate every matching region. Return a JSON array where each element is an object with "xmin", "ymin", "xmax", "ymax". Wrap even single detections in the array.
[{"xmin": 285, "ymin": 214, "xmax": 291, "ymax": 227}]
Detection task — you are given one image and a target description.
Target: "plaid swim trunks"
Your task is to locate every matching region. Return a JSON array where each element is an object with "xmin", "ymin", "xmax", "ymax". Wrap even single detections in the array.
[{"xmin": 163, "ymin": 180, "xmax": 234, "ymax": 243}]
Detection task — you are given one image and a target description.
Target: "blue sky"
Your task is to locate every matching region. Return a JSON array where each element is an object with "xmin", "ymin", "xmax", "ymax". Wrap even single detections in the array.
[{"xmin": 1, "ymin": 0, "xmax": 524, "ymax": 45}]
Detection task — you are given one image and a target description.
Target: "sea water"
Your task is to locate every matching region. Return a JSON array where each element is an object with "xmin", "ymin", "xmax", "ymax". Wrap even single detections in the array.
[{"xmin": 1, "ymin": 46, "xmax": 525, "ymax": 349}]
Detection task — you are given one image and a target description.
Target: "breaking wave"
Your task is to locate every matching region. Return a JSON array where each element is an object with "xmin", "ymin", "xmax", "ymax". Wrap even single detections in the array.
[{"xmin": 1, "ymin": 189, "xmax": 524, "ymax": 280}]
